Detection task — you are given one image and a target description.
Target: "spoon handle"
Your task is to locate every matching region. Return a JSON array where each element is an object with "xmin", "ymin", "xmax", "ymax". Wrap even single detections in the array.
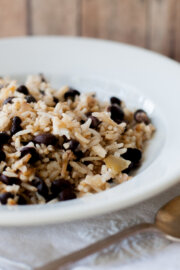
[{"xmin": 36, "ymin": 223, "xmax": 159, "ymax": 270}]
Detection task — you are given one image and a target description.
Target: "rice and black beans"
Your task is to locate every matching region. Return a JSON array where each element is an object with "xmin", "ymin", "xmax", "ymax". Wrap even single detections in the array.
[{"xmin": 0, "ymin": 75, "xmax": 155, "ymax": 205}]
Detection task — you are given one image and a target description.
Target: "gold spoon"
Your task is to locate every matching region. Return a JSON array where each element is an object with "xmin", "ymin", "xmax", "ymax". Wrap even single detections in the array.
[{"xmin": 36, "ymin": 196, "xmax": 180, "ymax": 270}]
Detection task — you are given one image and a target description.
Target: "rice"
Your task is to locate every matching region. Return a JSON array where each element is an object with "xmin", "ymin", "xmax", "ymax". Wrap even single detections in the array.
[{"xmin": 0, "ymin": 75, "xmax": 155, "ymax": 205}]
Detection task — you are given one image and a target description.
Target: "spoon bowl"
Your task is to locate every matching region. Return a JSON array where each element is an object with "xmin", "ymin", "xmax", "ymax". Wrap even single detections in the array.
[{"xmin": 155, "ymin": 196, "xmax": 180, "ymax": 239}]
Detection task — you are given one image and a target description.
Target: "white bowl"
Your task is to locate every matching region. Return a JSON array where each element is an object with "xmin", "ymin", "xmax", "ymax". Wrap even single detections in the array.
[{"xmin": 0, "ymin": 36, "xmax": 179, "ymax": 226}]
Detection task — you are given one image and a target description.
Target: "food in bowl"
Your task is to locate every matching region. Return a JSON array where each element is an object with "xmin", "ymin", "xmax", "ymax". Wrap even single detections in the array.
[{"xmin": 0, "ymin": 75, "xmax": 155, "ymax": 205}]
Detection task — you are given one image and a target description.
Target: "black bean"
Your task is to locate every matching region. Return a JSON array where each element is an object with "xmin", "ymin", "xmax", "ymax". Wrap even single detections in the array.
[
  {"xmin": 20, "ymin": 147, "xmax": 40, "ymax": 164},
  {"xmin": 21, "ymin": 141, "xmax": 29, "ymax": 146},
  {"xmin": 89, "ymin": 116, "xmax": 101, "ymax": 129},
  {"xmin": 25, "ymin": 95, "xmax": 36, "ymax": 103},
  {"xmin": 122, "ymin": 148, "xmax": 142, "ymax": 163},
  {"xmin": 3, "ymin": 166, "xmax": 7, "ymax": 172},
  {"xmin": 51, "ymin": 179, "xmax": 73, "ymax": 196},
  {"xmin": 16, "ymin": 85, "xmax": 29, "ymax": 95},
  {"xmin": 122, "ymin": 148, "xmax": 143, "ymax": 174},
  {"xmin": 3, "ymin": 96, "xmax": 14, "ymax": 105},
  {"xmin": 74, "ymin": 150, "xmax": 84, "ymax": 160},
  {"xmin": 68, "ymin": 139, "xmax": 79, "ymax": 152},
  {"xmin": 0, "ymin": 132, "xmax": 11, "ymax": 147},
  {"xmin": 64, "ymin": 88, "xmax": 80, "ymax": 101},
  {"xmin": 46, "ymin": 193, "xmax": 56, "ymax": 202},
  {"xmin": 107, "ymin": 104, "xmax": 124, "ymax": 124},
  {"xmin": 0, "ymin": 150, "xmax": 6, "ymax": 162},
  {"xmin": 62, "ymin": 135, "xmax": 69, "ymax": 143},
  {"xmin": 83, "ymin": 161, "xmax": 91, "ymax": 165},
  {"xmin": 32, "ymin": 177, "xmax": 49, "ymax": 198},
  {"xmin": 11, "ymin": 116, "xmax": 22, "ymax": 135},
  {"xmin": 34, "ymin": 133, "xmax": 58, "ymax": 146},
  {"xmin": 18, "ymin": 195, "xmax": 27, "ymax": 205},
  {"xmin": 67, "ymin": 163, "xmax": 72, "ymax": 172},
  {"xmin": 107, "ymin": 178, "xmax": 114, "ymax": 183},
  {"xmin": 80, "ymin": 120, "xmax": 85, "ymax": 125},
  {"xmin": 58, "ymin": 189, "xmax": 76, "ymax": 201},
  {"xmin": 0, "ymin": 192, "xmax": 13, "ymax": 204},
  {"xmin": 110, "ymin": 96, "xmax": 121, "ymax": 106},
  {"xmin": 134, "ymin": 109, "xmax": 150, "ymax": 124},
  {"xmin": 0, "ymin": 174, "xmax": 20, "ymax": 185},
  {"xmin": 53, "ymin": 97, "xmax": 59, "ymax": 104}
]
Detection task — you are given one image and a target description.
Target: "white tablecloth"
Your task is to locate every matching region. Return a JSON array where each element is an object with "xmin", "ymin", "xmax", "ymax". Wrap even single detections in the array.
[{"xmin": 0, "ymin": 182, "xmax": 180, "ymax": 270}]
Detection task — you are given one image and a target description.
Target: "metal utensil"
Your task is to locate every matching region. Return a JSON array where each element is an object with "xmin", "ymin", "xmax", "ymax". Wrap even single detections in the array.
[{"xmin": 34, "ymin": 195, "xmax": 180, "ymax": 270}]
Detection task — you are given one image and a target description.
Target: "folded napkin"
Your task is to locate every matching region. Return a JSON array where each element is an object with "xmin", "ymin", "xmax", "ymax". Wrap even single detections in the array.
[{"xmin": 0, "ymin": 182, "xmax": 180, "ymax": 270}]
